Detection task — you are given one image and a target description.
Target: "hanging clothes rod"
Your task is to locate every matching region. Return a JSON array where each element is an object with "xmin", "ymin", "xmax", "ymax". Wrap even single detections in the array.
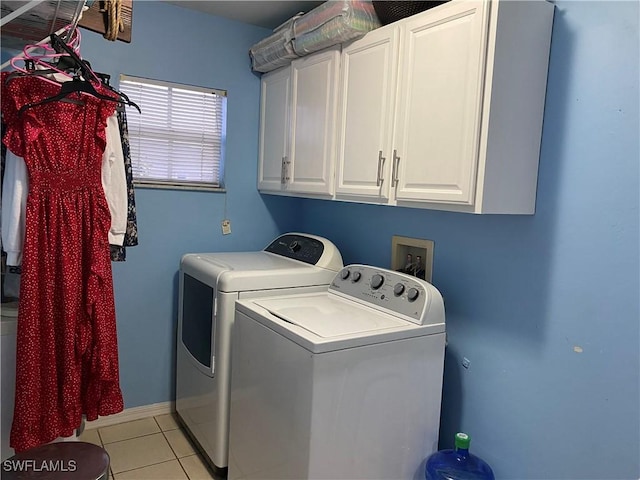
[
  {"xmin": 1, "ymin": 0, "xmax": 91, "ymax": 53},
  {"xmin": 0, "ymin": 25, "xmax": 66, "ymax": 71},
  {"xmin": 0, "ymin": 1, "xmax": 88, "ymax": 71},
  {"xmin": 0, "ymin": 0, "xmax": 47, "ymax": 28},
  {"xmin": 61, "ymin": 0, "xmax": 86, "ymax": 43}
]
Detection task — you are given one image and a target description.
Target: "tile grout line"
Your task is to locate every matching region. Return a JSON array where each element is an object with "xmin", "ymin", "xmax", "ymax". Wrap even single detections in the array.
[
  {"xmin": 159, "ymin": 415, "xmax": 209, "ymax": 479},
  {"xmin": 101, "ymin": 420, "xmax": 173, "ymax": 477},
  {"xmin": 94, "ymin": 414, "xmax": 198, "ymax": 479},
  {"xmin": 156, "ymin": 416, "xmax": 179, "ymax": 459},
  {"xmin": 156, "ymin": 416, "xmax": 193, "ymax": 479},
  {"xmin": 112, "ymin": 458, "xmax": 182, "ymax": 478},
  {"xmin": 92, "ymin": 427, "xmax": 114, "ymax": 480},
  {"xmin": 101, "ymin": 429, "xmax": 163, "ymax": 446}
]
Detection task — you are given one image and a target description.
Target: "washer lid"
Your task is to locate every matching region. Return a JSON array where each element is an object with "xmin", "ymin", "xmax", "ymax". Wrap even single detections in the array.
[
  {"xmin": 242, "ymin": 293, "xmax": 444, "ymax": 353},
  {"xmin": 255, "ymin": 295, "xmax": 408, "ymax": 338}
]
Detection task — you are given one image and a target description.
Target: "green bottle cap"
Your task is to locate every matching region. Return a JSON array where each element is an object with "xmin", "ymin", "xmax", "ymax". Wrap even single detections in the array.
[{"xmin": 455, "ymin": 432, "xmax": 470, "ymax": 450}]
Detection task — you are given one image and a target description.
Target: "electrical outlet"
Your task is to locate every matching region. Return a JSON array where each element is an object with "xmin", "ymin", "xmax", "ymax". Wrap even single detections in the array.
[
  {"xmin": 391, "ymin": 236, "xmax": 435, "ymax": 283},
  {"xmin": 221, "ymin": 219, "xmax": 231, "ymax": 235}
]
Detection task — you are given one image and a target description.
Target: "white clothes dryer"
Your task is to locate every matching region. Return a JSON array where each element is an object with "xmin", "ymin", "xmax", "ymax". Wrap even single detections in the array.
[
  {"xmin": 228, "ymin": 264, "xmax": 446, "ymax": 480},
  {"xmin": 176, "ymin": 233, "xmax": 343, "ymax": 474}
]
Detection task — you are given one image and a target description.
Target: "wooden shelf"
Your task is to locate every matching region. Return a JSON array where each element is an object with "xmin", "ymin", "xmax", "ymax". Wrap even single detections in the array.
[{"xmin": 78, "ymin": 0, "xmax": 132, "ymax": 43}]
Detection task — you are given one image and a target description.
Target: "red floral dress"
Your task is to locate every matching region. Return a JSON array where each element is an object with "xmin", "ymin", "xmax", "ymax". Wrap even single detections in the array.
[{"xmin": 1, "ymin": 72, "xmax": 124, "ymax": 452}]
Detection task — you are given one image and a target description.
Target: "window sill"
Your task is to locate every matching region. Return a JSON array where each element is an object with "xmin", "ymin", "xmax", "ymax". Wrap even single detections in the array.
[{"xmin": 133, "ymin": 180, "xmax": 226, "ymax": 193}]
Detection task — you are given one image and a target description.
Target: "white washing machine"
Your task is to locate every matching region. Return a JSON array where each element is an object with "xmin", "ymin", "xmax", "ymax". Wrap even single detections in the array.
[
  {"xmin": 228, "ymin": 264, "xmax": 446, "ymax": 480},
  {"xmin": 176, "ymin": 233, "xmax": 343, "ymax": 474}
]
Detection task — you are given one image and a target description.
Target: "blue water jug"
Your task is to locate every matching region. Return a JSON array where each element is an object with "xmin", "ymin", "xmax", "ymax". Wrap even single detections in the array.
[{"xmin": 425, "ymin": 432, "xmax": 495, "ymax": 480}]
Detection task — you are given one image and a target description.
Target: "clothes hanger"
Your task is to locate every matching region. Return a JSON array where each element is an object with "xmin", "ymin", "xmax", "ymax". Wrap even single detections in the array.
[
  {"xmin": 7, "ymin": 38, "xmax": 102, "ymax": 115},
  {"xmin": 17, "ymin": 73, "xmax": 142, "ymax": 114},
  {"xmin": 6, "ymin": 44, "xmax": 84, "ymax": 107},
  {"xmin": 49, "ymin": 32, "xmax": 99, "ymax": 83},
  {"xmin": 4, "ymin": 58, "xmax": 72, "ymax": 84},
  {"xmin": 50, "ymin": 33, "xmax": 141, "ymax": 113},
  {"xmin": 102, "ymin": 82, "xmax": 141, "ymax": 113},
  {"xmin": 8, "ymin": 57, "xmax": 96, "ymax": 86},
  {"xmin": 7, "ymin": 54, "xmax": 61, "ymax": 87},
  {"xmin": 4, "ymin": 30, "xmax": 81, "ymax": 85},
  {"xmin": 79, "ymin": 60, "xmax": 141, "ymax": 114},
  {"xmin": 17, "ymin": 34, "xmax": 141, "ymax": 115},
  {"xmin": 17, "ymin": 77, "xmax": 122, "ymax": 115}
]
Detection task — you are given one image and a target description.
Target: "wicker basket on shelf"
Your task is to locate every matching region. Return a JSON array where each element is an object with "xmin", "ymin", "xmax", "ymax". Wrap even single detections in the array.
[{"xmin": 372, "ymin": 1, "xmax": 449, "ymax": 25}]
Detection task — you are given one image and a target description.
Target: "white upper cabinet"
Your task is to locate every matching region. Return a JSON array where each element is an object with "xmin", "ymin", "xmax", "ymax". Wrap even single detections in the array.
[
  {"xmin": 392, "ymin": 1, "xmax": 487, "ymax": 205},
  {"xmin": 257, "ymin": 66, "xmax": 291, "ymax": 192},
  {"xmin": 336, "ymin": 0, "xmax": 554, "ymax": 214},
  {"xmin": 258, "ymin": 48, "xmax": 340, "ymax": 197},
  {"xmin": 336, "ymin": 26, "xmax": 400, "ymax": 200}
]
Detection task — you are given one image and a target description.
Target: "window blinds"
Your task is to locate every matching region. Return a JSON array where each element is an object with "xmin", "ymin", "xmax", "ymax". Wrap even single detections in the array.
[{"xmin": 119, "ymin": 75, "xmax": 227, "ymax": 189}]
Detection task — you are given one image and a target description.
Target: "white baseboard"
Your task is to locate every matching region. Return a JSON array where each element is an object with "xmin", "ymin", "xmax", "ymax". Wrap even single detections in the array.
[{"xmin": 83, "ymin": 401, "xmax": 175, "ymax": 430}]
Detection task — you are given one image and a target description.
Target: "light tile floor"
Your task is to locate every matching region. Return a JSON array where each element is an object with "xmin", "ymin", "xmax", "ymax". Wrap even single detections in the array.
[{"xmin": 78, "ymin": 414, "xmax": 220, "ymax": 480}]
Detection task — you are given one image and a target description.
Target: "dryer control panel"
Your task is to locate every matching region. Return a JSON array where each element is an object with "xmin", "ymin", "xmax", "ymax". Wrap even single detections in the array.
[
  {"xmin": 264, "ymin": 234, "xmax": 325, "ymax": 264},
  {"xmin": 264, "ymin": 233, "xmax": 343, "ymax": 271},
  {"xmin": 329, "ymin": 265, "xmax": 444, "ymax": 326}
]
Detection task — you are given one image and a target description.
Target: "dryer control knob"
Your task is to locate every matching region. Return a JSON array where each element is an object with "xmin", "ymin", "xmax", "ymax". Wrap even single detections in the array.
[
  {"xmin": 407, "ymin": 287, "xmax": 420, "ymax": 302},
  {"xmin": 289, "ymin": 240, "xmax": 302, "ymax": 252},
  {"xmin": 340, "ymin": 269, "xmax": 350, "ymax": 280},
  {"xmin": 352, "ymin": 271, "xmax": 362, "ymax": 282},
  {"xmin": 371, "ymin": 274, "xmax": 384, "ymax": 289},
  {"xmin": 393, "ymin": 283, "xmax": 405, "ymax": 296}
]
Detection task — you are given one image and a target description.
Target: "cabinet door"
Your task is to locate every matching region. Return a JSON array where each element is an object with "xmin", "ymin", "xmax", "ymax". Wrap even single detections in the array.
[
  {"xmin": 258, "ymin": 67, "xmax": 291, "ymax": 192},
  {"xmin": 336, "ymin": 26, "xmax": 399, "ymax": 200},
  {"xmin": 288, "ymin": 48, "xmax": 340, "ymax": 196},
  {"xmin": 393, "ymin": 1, "xmax": 489, "ymax": 205}
]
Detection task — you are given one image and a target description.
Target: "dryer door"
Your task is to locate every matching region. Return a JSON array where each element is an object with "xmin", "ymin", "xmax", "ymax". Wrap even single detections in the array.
[{"xmin": 181, "ymin": 272, "xmax": 216, "ymax": 377}]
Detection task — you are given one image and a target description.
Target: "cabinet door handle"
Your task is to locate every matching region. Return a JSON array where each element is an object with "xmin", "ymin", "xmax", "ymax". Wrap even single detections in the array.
[
  {"xmin": 391, "ymin": 150, "xmax": 400, "ymax": 187},
  {"xmin": 284, "ymin": 156, "xmax": 290, "ymax": 181},
  {"xmin": 377, "ymin": 151, "xmax": 386, "ymax": 187},
  {"xmin": 281, "ymin": 157, "xmax": 286, "ymax": 184}
]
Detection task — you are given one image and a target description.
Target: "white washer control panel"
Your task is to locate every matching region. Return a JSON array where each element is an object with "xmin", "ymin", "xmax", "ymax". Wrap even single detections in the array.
[{"xmin": 329, "ymin": 264, "xmax": 443, "ymax": 325}]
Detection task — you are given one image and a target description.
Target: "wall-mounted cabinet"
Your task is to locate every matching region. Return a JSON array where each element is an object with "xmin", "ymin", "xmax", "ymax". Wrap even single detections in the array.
[
  {"xmin": 335, "ymin": 24, "xmax": 400, "ymax": 202},
  {"xmin": 259, "ymin": 0, "xmax": 555, "ymax": 214},
  {"xmin": 257, "ymin": 66, "xmax": 292, "ymax": 192},
  {"xmin": 258, "ymin": 48, "xmax": 340, "ymax": 197}
]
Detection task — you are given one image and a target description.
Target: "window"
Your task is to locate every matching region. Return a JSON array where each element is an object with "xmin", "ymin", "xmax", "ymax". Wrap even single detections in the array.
[{"xmin": 119, "ymin": 75, "xmax": 227, "ymax": 190}]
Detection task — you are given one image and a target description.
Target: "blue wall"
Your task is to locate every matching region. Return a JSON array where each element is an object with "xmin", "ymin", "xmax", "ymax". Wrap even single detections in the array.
[
  {"xmin": 294, "ymin": 2, "xmax": 640, "ymax": 479},
  {"xmin": 3, "ymin": 1, "xmax": 638, "ymax": 478}
]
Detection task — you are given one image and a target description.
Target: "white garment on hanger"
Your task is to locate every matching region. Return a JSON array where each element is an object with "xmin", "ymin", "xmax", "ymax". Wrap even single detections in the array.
[
  {"xmin": 102, "ymin": 111, "xmax": 127, "ymax": 246},
  {"xmin": 1, "ymin": 149, "xmax": 28, "ymax": 266}
]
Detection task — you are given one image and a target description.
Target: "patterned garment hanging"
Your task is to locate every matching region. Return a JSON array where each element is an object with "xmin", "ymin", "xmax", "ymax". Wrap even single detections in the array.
[
  {"xmin": 2, "ymin": 72, "xmax": 124, "ymax": 452},
  {"xmin": 110, "ymin": 104, "xmax": 138, "ymax": 262}
]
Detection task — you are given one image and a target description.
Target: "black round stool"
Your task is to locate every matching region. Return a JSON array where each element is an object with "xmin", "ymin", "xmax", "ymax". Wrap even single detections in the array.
[{"xmin": 2, "ymin": 442, "xmax": 109, "ymax": 480}]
